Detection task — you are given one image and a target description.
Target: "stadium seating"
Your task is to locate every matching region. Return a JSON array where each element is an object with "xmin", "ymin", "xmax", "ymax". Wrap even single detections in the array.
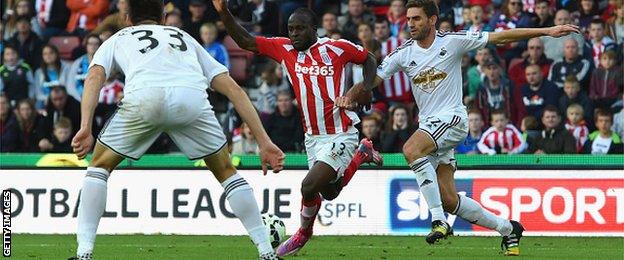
[{"xmin": 48, "ymin": 36, "xmax": 81, "ymax": 60}]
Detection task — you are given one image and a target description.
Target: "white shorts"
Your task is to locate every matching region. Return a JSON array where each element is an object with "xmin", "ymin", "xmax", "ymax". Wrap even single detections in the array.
[
  {"xmin": 304, "ymin": 132, "xmax": 359, "ymax": 182},
  {"xmin": 98, "ymin": 87, "xmax": 227, "ymax": 160},
  {"xmin": 418, "ymin": 112, "xmax": 468, "ymax": 169}
]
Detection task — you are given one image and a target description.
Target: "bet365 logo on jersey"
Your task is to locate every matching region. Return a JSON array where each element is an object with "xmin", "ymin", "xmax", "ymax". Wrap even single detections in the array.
[
  {"xmin": 389, "ymin": 178, "xmax": 475, "ymax": 233},
  {"xmin": 295, "ymin": 63, "xmax": 335, "ymax": 76}
]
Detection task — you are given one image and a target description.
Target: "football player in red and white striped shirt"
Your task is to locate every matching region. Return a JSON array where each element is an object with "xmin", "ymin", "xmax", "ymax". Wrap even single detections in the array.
[
  {"xmin": 214, "ymin": 1, "xmax": 382, "ymax": 257},
  {"xmin": 477, "ymin": 109, "xmax": 526, "ymax": 155}
]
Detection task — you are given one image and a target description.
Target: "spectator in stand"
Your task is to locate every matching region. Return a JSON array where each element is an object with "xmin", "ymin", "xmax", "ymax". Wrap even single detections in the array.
[
  {"xmin": 387, "ymin": 0, "xmax": 407, "ymax": 38},
  {"xmin": 438, "ymin": 18, "xmax": 453, "ymax": 32},
  {"xmin": 6, "ymin": 15, "xmax": 43, "ymax": 70},
  {"xmin": 93, "ymin": 72, "xmax": 123, "ymax": 135},
  {"xmin": 35, "ymin": 0, "xmax": 70, "ymax": 40},
  {"xmin": 66, "ymin": 0, "xmax": 109, "ymax": 36},
  {"xmin": 559, "ymin": 76, "xmax": 594, "ymax": 122},
  {"xmin": 14, "ymin": 99, "xmax": 45, "ymax": 152},
  {"xmin": 183, "ymin": 0, "xmax": 210, "ymax": 43},
  {"xmin": 585, "ymin": 19, "xmax": 617, "ymax": 68},
  {"xmin": 467, "ymin": 5, "xmax": 493, "ymax": 32},
  {"xmin": 541, "ymin": 9, "xmax": 587, "ymax": 61},
  {"xmin": 34, "ymin": 44, "xmax": 71, "ymax": 108},
  {"xmin": 605, "ymin": 1, "xmax": 623, "ymax": 43},
  {"xmin": 457, "ymin": 109, "xmax": 484, "ymax": 154},
  {"xmin": 589, "ymin": 50, "xmax": 622, "ymax": 110},
  {"xmin": 92, "ymin": 0, "xmax": 129, "ymax": 36},
  {"xmin": 535, "ymin": 0, "xmax": 554, "ymax": 27},
  {"xmin": 583, "ymin": 109, "xmax": 623, "ymax": 154},
  {"xmin": 352, "ymin": 23, "xmax": 381, "ymax": 84},
  {"xmin": 200, "ymin": 22, "xmax": 229, "ymax": 68},
  {"xmin": 613, "ymin": 94, "xmax": 624, "ymax": 137},
  {"xmin": 4, "ymin": 0, "xmax": 42, "ymax": 38},
  {"xmin": 249, "ymin": 61, "xmax": 289, "ymax": 116},
  {"xmin": 231, "ymin": 122, "xmax": 260, "ymax": 154},
  {"xmin": 263, "ymin": 90, "xmax": 303, "ymax": 153},
  {"xmin": 478, "ymin": 109, "xmax": 525, "ymax": 155},
  {"xmin": 0, "ymin": 45, "xmax": 35, "ymax": 107},
  {"xmin": 489, "ymin": 0, "xmax": 537, "ymax": 62},
  {"xmin": 564, "ymin": 103, "xmax": 590, "ymax": 153},
  {"xmin": 455, "ymin": 4, "xmax": 472, "ymax": 31},
  {"xmin": 508, "ymin": 37, "xmax": 552, "ymax": 89},
  {"xmin": 467, "ymin": 47, "xmax": 494, "ymax": 99},
  {"xmin": 164, "ymin": 10, "xmax": 184, "ymax": 28},
  {"xmin": 374, "ymin": 17, "xmax": 412, "ymax": 108},
  {"xmin": 381, "ymin": 104, "xmax": 416, "ymax": 153},
  {"xmin": 0, "ymin": 94, "xmax": 20, "ymax": 152},
  {"xmin": 520, "ymin": 115, "xmax": 540, "ymax": 143},
  {"xmin": 40, "ymin": 85, "xmax": 80, "ymax": 140},
  {"xmin": 339, "ymin": 0, "xmax": 376, "ymax": 42},
  {"xmin": 360, "ymin": 115, "xmax": 383, "ymax": 151},
  {"xmin": 67, "ymin": 34, "xmax": 101, "ymax": 102},
  {"xmin": 239, "ymin": 0, "xmax": 279, "ymax": 36},
  {"xmin": 39, "ymin": 116, "xmax": 72, "ymax": 152},
  {"xmin": 527, "ymin": 105, "xmax": 577, "ymax": 154},
  {"xmin": 317, "ymin": 12, "xmax": 338, "ymax": 38},
  {"xmin": 575, "ymin": 0, "xmax": 600, "ymax": 31},
  {"xmin": 522, "ymin": 64, "xmax": 561, "ymax": 119},
  {"xmin": 475, "ymin": 58, "xmax": 518, "ymax": 125},
  {"xmin": 548, "ymin": 38, "xmax": 593, "ymax": 89}
]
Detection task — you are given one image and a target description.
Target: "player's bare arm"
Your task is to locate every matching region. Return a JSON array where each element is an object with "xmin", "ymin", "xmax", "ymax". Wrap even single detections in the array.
[
  {"xmin": 213, "ymin": 0, "xmax": 257, "ymax": 52},
  {"xmin": 71, "ymin": 65, "xmax": 106, "ymax": 159},
  {"xmin": 211, "ymin": 73, "xmax": 285, "ymax": 174},
  {"xmin": 488, "ymin": 24, "xmax": 580, "ymax": 45},
  {"xmin": 336, "ymin": 74, "xmax": 383, "ymax": 111}
]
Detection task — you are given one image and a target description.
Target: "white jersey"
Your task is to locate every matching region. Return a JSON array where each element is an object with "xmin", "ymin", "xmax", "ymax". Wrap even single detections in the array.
[
  {"xmin": 90, "ymin": 24, "xmax": 228, "ymax": 95},
  {"xmin": 377, "ymin": 31, "xmax": 489, "ymax": 117}
]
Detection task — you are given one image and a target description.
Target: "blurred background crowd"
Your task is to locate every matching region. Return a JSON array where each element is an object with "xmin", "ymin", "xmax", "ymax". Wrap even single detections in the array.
[{"xmin": 0, "ymin": 0, "xmax": 622, "ymax": 155}]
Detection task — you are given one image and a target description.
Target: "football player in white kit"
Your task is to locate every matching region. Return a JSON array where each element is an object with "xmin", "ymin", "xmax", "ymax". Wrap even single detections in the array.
[
  {"xmin": 337, "ymin": 0, "xmax": 579, "ymax": 256},
  {"xmin": 69, "ymin": 0, "xmax": 284, "ymax": 259}
]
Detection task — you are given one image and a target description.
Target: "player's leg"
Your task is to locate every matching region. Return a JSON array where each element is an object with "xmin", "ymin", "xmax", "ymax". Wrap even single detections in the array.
[
  {"xmin": 340, "ymin": 138, "xmax": 383, "ymax": 188},
  {"xmin": 75, "ymin": 142, "xmax": 124, "ymax": 259},
  {"xmin": 402, "ymin": 130, "xmax": 449, "ymax": 241},
  {"xmin": 437, "ymin": 164, "xmax": 523, "ymax": 256},
  {"xmin": 201, "ymin": 146, "xmax": 275, "ymax": 258}
]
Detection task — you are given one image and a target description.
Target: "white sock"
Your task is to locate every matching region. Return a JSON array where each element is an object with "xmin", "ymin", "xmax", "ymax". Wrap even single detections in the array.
[
  {"xmin": 222, "ymin": 173, "xmax": 273, "ymax": 254},
  {"xmin": 76, "ymin": 167, "xmax": 109, "ymax": 255},
  {"xmin": 453, "ymin": 194, "xmax": 512, "ymax": 236},
  {"xmin": 410, "ymin": 157, "xmax": 446, "ymax": 222}
]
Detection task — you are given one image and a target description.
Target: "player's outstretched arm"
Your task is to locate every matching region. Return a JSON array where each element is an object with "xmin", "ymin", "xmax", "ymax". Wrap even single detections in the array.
[
  {"xmin": 211, "ymin": 73, "xmax": 285, "ymax": 174},
  {"xmin": 213, "ymin": 0, "xmax": 257, "ymax": 52},
  {"xmin": 488, "ymin": 24, "xmax": 580, "ymax": 45},
  {"xmin": 71, "ymin": 65, "xmax": 106, "ymax": 159}
]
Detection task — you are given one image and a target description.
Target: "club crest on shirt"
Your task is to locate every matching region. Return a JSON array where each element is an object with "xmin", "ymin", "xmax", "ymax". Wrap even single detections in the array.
[
  {"xmin": 438, "ymin": 47, "xmax": 447, "ymax": 58},
  {"xmin": 411, "ymin": 66, "xmax": 448, "ymax": 93}
]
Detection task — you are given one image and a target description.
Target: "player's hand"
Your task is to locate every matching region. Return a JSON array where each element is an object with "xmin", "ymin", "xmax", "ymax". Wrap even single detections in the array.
[
  {"xmin": 259, "ymin": 142, "xmax": 285, "ymax": 175},
  {"xmin": 212, "ymin": 0, "xmax": 228, "ymax": 13},
  {"xmin": 72, "ymin": 128, "xmax": 94, "ymax": 160},
  {"xmin": 546, "ymin": 24, "xmax": 580, "ymax": 38},
  {"xmin": 335, "ymin": 96, "xmax": 358, "ymax": 111}
]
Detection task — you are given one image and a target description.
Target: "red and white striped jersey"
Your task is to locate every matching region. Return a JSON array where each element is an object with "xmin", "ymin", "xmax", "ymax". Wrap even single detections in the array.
[
  {"xmin": 565, "ymin": 121, "xmax": 589, "ymax": 153},
  {"xmin": 379, "ymin": 37, "xmax": 411, "ymax": 102},
  {"xmin": 256, "ymin": 36, "xmax": 368, "ymax": 135},
  {"xmin": 98, "ymin": 79, "xmax": 124, "ymax": 105},
  {"xmin": 477, "ymin": 124, "xmax": 525, "ymax": 154}
]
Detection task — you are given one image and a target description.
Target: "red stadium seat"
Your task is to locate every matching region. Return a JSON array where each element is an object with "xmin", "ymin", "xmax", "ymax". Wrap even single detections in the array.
[
  {"xmin": 48, "ymin": 36, "xmax": 81, "ymax": 60},
  {"xmin": 222, "ymin": 36, "xmax": 253, "ymax": 83}
]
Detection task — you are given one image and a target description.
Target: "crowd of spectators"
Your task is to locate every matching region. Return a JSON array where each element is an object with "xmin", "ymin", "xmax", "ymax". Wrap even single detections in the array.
[{"xmin": 0, "ymin": 0, "xmax": 622, "ymax": 155}]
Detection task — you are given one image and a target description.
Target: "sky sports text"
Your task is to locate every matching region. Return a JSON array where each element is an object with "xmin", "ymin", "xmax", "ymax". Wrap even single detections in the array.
[
  {"xmin": 390, "ymin": 178, "xmax": 624, "ymax": 233},
  {"xmin": 2, "ymin": 189, "xmax": 11, "ymax": 257}
]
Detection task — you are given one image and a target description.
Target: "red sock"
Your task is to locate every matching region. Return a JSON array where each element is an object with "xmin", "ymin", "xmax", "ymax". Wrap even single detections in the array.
[
  {"xmin": 341, "ymin": 153, "xmax": 363, "ymax": 187},
  {"xmin": 300, "ymin": 194, "xmax": 322, "ymax": 232}
]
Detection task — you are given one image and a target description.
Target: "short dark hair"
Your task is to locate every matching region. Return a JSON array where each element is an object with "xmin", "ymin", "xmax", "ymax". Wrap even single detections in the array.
[
  {"xmin": 595, "ymin": 109, "xmax": 613, "ymax": 122},
  {"xmin": 542, "ymin": 105, "xmax": 560, "ymax": 117},
  {"xmin": 292, "ymin": 8, "xmax": 318, "ymax": 28},
  {"xmin": 128, "ymin": 0, "xmax": 164, "ymax": 25},
  {"xmin": 405, "ymin": 0, "xmax": 439, "ymax": 18},
  {"xmin": 490, "ymin": 109, "xmax": 508, "ymax": 119},
  {"xmin": 375, "ymin": 17, "xmax": 390, "ymax": 26},
  {"xmin": 590, "ymin": 18, "xmax": 605, "ymax": 28}
]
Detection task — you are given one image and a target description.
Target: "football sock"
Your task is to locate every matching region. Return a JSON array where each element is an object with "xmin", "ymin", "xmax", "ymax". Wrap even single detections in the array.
[
  {"xmin": 341, "ymin": 152, "xmax": 363, "ymax": 187},
  {"xmin": 300, "ymin": 194, "xmax": 322, "ymax": 232},
  {"xmin": 453, "ymin": 194, "xmax": 513, "ymax": 236},
  {"xmin": 409, "ymin": 157, "xmax": 446, "ymax": 222},
  {"xmin": 222, "ymin": 173, "xmax": 273, "ymax": 254},
  {"xmin": 77, "ymin": 167, "xmax": 109, "ymax": 255}
]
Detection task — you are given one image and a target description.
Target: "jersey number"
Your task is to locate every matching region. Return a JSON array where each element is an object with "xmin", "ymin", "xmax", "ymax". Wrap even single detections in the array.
[{"xmin": 132, "ymin": 28, "xmax": 187, "ymax": 54}]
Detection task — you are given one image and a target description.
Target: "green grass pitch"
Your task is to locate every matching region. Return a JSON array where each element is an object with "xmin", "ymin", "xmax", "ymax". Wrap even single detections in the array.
[{"xmin": 11, "ymin": 234, "xmax": 624, "ymax": 259}]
